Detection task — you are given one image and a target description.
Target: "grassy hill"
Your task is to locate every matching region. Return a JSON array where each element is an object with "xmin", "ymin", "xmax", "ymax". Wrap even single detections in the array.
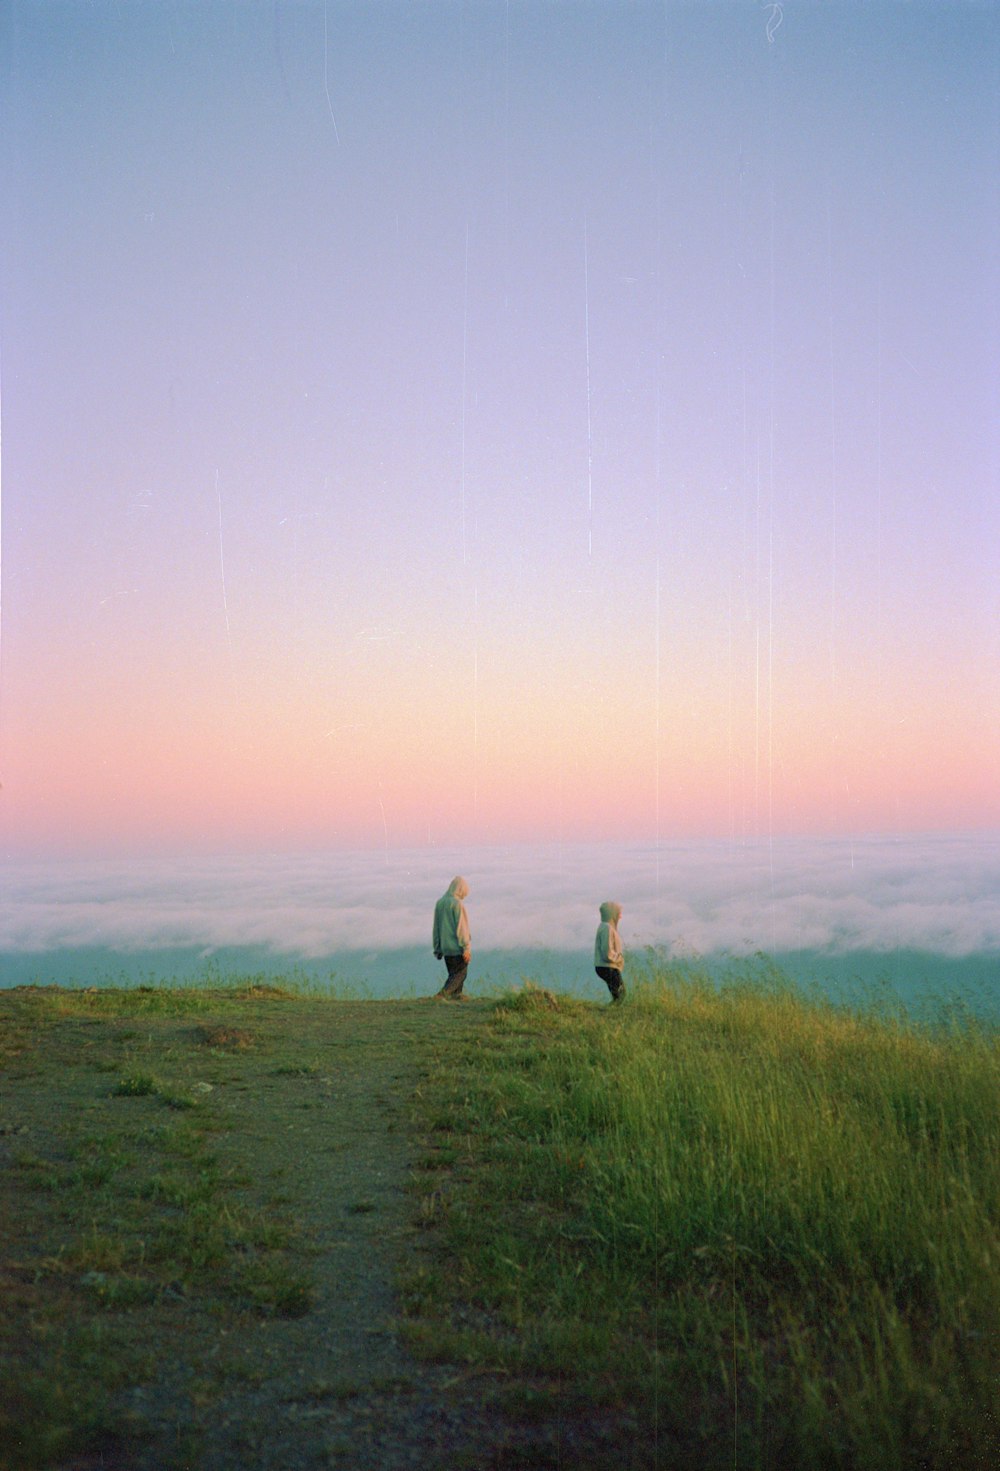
[{"xmin": 1, "ymin": 970, "xmax": 996, "ymax": 1469}]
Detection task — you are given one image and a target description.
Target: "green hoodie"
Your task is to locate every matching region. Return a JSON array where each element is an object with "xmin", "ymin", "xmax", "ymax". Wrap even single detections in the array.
[{"xmin": 432, "ymin": 876, "xmax": 471, "ymax": 957}]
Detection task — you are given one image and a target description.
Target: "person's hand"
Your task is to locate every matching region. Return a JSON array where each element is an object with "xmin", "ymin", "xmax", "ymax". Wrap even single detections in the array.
[
  {"xmin": 434, "ymin": 951, "xmax": 442, "ymax": 960},
  {"xmin": 463, "ymin": 948, "xmax": 471, "ymax": 963}
]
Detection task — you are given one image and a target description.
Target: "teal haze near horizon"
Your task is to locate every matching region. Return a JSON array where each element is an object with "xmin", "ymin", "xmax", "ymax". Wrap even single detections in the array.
[{"xmin": 1, "ymin": 837, "xmax": 997, "ymax": 1018}]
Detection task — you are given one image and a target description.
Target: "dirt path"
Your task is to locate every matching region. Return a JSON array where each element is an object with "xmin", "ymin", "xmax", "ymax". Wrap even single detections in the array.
[
  {"xmin": 113, "ymin": 998, "xmax": 572, "ymax": 1471},
  {"xmin": 1, "ymin": 991, "xmax": 634, "ymax": 1470}
]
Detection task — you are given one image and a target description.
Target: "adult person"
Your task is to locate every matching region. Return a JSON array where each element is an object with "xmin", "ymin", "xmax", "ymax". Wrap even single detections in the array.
[
  {"xmin": 432, "ymin": 876, "xmax": 472, "ymax": 999},
  {"xmin": 594, "ymin": 900, "xmax": 625, "ymax": 1001}
]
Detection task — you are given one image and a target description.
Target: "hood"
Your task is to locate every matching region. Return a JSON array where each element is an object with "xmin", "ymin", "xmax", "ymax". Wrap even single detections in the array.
[
  {"xmin": 447, "ymin": 876, "xmax": 469, "ymax": 900},
  {"xmin": 599, "ymin": 901, "xmax": 621, "ymax": 924}
]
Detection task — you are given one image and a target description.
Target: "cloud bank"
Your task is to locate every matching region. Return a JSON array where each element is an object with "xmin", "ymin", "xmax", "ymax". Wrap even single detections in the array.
[{"xmin": 2, "ymin": 836, "xmax": 999, "ymax": 963}]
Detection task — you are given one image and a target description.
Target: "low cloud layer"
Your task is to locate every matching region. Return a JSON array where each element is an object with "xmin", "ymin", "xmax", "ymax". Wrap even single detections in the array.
[{"xmin": 2, "ymin": 836, "xmax": 999, "ymax": 963}]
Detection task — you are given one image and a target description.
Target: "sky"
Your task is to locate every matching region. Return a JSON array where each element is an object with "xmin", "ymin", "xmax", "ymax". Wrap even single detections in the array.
[{"xmin": 2, "ymin": 0, "xmax": 998, "ymax": 860}]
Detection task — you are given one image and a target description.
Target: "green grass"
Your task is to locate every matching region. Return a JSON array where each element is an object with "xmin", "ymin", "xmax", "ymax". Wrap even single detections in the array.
[
  {"xmin": 4, "ymin": 971, "xmax": 997, "ymax": 1469},
  {"xmin": 0, "ymin": 984, "xmax": 321, "ymax": 1469},
  {"xmin": 405, "ymin": 967, "xmax": 1000, "ymax": 1470}
]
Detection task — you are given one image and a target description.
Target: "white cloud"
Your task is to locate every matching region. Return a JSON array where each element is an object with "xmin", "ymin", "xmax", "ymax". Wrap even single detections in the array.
[{"xmin": 1, "ymin": 836, "xmax": 999, "ymax": 961}]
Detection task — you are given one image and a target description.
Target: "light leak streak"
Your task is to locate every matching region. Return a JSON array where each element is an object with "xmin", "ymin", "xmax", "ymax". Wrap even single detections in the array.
[
  {"xmin": 377, "ymin": 781, "xmax": 389, "ymax": 866},
  {"xmin": 826, "ymin": 184, "xmax": 845, "ymax": 862},
  {"xmin": 323, "ymin": 3, "xmax": 341, "ymax": 144},
  {"xmin": 653, "ymin": 395, "xmax": 662, "ymax": 895},
  {"xmin": 827, "ymin": 196, "xmax": 839, "ymax": 700},
  {"xmin": 215, "ymin": 469, "xmax": 232, "ymax": 658},
  {"xmin": 727, "ymin": 575, "xmax": 736, "ymax": 842},
  {"xmin": 584, "ymin": 217, "xmax": 594, "ymax": 558},
  {"xmin": 461, "ymin": 222, "xmax": 470, "ymax": 565},
  {"xmin": 754, "ymin": 436, "xmax": 762, "ymax": 835},
  {"xmin": 0, "ymin": 347, "xmax": 3, "ymax": 786},
  {"xmin": 875, "ymin": 249, "xmax": 884, "ymax": 672},
  {"xmin": 503, "ymin": 0, "xmax": 511, "ymax": 313},
  {"xmin": 767, "ymin": 462, "xmax": 775, "ymax": 880},
  {"xmin": 651, "ymin": 127, "xmax": 665, "ymax": 902},
  {"xmin": 472, "ymin": 582, "xmax": 479, "ymax": 829}
]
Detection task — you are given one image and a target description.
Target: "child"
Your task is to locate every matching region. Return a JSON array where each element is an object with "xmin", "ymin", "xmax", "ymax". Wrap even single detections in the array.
[{"xmin": 594, "ymin": 901, "xmax": 625, "ymax": 1001}]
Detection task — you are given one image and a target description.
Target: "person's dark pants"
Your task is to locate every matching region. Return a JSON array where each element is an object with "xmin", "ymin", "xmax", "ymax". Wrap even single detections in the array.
[
  {"xmin": 440, "ymin": 954, "xmax": 469, "ymax": 997},
  {"xmin": 595, "ymin": 965, "xmax": 624, "ymax": 1001}
]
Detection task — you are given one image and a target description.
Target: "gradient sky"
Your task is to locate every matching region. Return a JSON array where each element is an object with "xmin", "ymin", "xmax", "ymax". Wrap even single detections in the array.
[{"xmin": 2, "ymin": 1, "xmax": 998, "ymax": 858}]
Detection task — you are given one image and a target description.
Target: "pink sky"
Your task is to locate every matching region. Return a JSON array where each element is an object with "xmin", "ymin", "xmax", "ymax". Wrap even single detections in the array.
[{"xmin": 2, "ymin": 2, "xmax": 998, "ymax": 858}]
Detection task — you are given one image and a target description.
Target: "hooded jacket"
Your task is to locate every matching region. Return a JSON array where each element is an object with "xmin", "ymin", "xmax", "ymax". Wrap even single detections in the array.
[
  {"xmin": 433, "ymin": 877, "xmax": 471, "ymax": 957},
  {"xmin": 594, "ymin": 901, "xmax": 624, "ymax": 970}
]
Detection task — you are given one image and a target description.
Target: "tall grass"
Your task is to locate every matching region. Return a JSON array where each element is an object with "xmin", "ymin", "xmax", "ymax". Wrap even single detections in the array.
[{"xmin": 408, "ymin": 964, "xmax": 999, "ymax": 1468}]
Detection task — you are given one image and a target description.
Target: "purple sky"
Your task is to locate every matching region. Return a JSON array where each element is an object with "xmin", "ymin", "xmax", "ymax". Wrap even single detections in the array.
[{"xmin": 2, "ymin": 1, "xmax": 998, "ymax": 857}]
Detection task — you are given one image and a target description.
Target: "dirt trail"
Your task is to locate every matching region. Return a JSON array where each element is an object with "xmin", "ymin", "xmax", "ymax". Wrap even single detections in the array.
[
  {"xmin": 118, "ymin": 998, "xmax": 568, "ymax": 1471},
  {"xmin": 1, "ymin": 991, "xmax": 635, "ymax": 1470}
]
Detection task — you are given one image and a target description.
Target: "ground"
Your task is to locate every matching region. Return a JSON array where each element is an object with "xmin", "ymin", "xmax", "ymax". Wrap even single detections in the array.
[{"xmin": 1, "ymin": 992, "xmax": 647, "ymax": 1471}]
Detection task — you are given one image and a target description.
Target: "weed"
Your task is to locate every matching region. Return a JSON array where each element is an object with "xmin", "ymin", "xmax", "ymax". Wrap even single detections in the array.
[
  {"xmin": 197, "ymin": 1024, "xmax": 255, "ymax": 1051},
  {"xmin": 112, "ymin": 1072, "xmax": 159, "ymax": 1097},
  {"xmin": 241, "ymin": 1261, "xmax": 313, "ymax": 1317},
  {"xmin": 79, "ymin": 1271, "xmax": 159, "ymax": 1307},
  {"xmin": 288, "ymin": 1377, "xmax": 362, "ymax": 1402},
  {"xmin": 397, "ymin": 1263, "xmax": 444, "ymax": 1316}
]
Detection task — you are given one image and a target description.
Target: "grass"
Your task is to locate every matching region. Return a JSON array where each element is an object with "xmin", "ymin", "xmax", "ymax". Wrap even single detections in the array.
[
  {"xmin": 2, "ymin": 969, "xmax": 996, "ymax": 1469},
  {"xmin": 404, "ymin": 965, "xmax": 1000, "ymax": 1470},
  {"xmin": 0, "ymin": 982, "xmax": 321, "ymax": 1469}
]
